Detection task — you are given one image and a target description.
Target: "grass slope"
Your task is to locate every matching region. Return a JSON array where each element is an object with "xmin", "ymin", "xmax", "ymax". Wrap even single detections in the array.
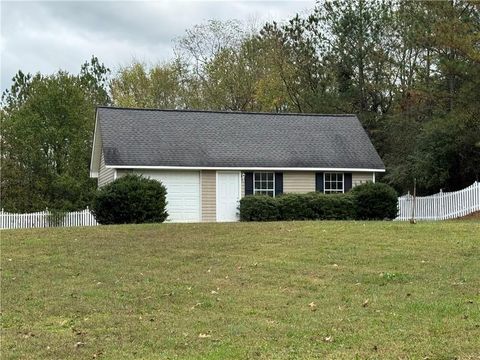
[{"xmin": 1, "ymin": 221, "xmax": 479, "ymax": 359}]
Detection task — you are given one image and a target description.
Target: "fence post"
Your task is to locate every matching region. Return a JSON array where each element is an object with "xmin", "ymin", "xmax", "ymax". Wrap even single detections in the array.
[
  {"xmin": 410, "ymin": 179, "xmax": 417, "ymax": 224},
  {"xmin": 438, "ymin": 189, "xmax": 442, "ymax": 220}
]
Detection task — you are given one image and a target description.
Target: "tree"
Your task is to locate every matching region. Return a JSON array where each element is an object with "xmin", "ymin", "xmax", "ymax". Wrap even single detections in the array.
[
  {"xmin": 110, "ymin": 60, "xmax": 187, "ymax": 109},
  {"xmin": 1, "ymin": 57, "xmax": 110, "ymax": 212}
]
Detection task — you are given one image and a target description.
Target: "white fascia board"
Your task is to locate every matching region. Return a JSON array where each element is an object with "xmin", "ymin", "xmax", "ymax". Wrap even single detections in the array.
[
  {"xmin": 89, "ymin": 110, "xmax": 101, "ymax": 177},
  {"xmin": 106, "ymin": 165, "xmax": 386, "ymax": 172}
]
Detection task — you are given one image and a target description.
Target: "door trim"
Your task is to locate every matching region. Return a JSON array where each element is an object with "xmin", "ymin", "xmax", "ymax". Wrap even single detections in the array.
[{"xmin": 216, "ymin": 171, "xmax": 241, "ymax": 222}]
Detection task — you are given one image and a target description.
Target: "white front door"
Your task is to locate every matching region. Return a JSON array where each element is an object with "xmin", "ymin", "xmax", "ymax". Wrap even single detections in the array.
[{"xmin": 216, "ymin": 171, "xmax": 241, "ymax": 222}]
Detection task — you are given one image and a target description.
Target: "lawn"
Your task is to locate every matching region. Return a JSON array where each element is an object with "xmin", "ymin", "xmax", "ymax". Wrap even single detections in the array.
[{"xmin": 1, "ymin": 221, "xmax": 479, "ymax": 359}]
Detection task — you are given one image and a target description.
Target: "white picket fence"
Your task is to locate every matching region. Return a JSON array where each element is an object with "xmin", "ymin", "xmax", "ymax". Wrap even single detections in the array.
[
  {"xmin": 396, "ymin": 181, "xmax": 480, "ymax": 221},
  {"xmin": 0, "ymin": 208, "xmax": 98, "ymax": 230},
  {"xmin": 2, "ymin": 182, "xmax": 479, "ymax": 228}
]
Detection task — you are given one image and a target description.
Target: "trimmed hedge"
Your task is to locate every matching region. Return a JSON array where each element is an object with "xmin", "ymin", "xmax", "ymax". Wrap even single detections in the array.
[
  {"xmin": 239, "ymin": 182, "xmax": 398, "ymax": 221},
  {"xmin": 92, "ymin": 174, "xmax": 168, "ymax": 225},
  {"xmin": 351, "ymin": 182, "xmax": 398, "ymax": 220},
  {"xmin": 308, "ymin": 193, "xmax": 357, "ymax": 220},
  {"xmin": 239, "ymin": 195, "xmax": 279, "ymax": 221}
]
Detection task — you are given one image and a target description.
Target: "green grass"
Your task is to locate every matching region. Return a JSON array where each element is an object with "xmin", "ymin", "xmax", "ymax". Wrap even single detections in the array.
[{"xmin": 1, "ymin": 221, "xmax": 479, "ymax": 359}]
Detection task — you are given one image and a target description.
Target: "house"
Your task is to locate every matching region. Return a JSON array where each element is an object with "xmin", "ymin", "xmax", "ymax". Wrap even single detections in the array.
[{"xmin": 90, "ymin": 107, "xmax": 385, "ymax": 222}]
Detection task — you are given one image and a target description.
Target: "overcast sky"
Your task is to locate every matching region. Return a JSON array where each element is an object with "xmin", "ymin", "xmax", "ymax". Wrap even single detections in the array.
[{"xmin": 1, "ymin": 1, "xmax": 313, "ymax": 92}]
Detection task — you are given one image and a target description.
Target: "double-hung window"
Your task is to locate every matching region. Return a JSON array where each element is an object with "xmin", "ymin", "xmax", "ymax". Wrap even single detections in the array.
[
  {"xmin": 254, "ymin": 172, "xmax": 275, "ymax": 197},
  {"xmin": 324, "ymin": 172, "xmax": 344, "ymax": 194}
]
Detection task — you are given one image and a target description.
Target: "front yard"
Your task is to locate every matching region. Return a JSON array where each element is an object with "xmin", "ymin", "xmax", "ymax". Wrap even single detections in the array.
[{"xmin": 1, "ymin": 221, "xmax": 479, "ymax": 359}]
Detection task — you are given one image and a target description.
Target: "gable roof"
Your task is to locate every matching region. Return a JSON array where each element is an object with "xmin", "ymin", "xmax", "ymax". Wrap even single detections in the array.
[{"xmin": 91, "ymin": 107, "xmax": 385, "ymax": 174}]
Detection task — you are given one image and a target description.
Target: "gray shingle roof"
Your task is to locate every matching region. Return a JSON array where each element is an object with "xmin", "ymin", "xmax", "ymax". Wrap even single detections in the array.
[{"xmin": 97, "ymin": 107, "xmax": 385, "ymax": 170}]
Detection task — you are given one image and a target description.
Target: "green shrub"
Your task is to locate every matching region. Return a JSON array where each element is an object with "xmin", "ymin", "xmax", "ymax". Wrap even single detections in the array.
[
  {"xmin": 91, "ymin": 174, "xmax": 168, "ymax": 225},
  {"xmin": 308, "ymin": 192, "xmax": 357, "ymax": 220},
  {"xmin": 239, "ymin": 195, "xmax": 279, "ymax": 221},
  {"xmin": 351, "ymin": 182, "xmax": 398, "ymax": 220},
  {"xmin": 277, "ymin": 193, "xmax": 316, "ymax": 220},
  {"xmin": 240, "ymin": 192, "xmax": 357, "ymax": 221}
]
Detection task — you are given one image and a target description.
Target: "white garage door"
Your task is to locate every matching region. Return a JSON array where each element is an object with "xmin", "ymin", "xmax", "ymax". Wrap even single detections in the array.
[{"xmin": 136, "ymin": 170, "xmax": 200, "ymax": 222}]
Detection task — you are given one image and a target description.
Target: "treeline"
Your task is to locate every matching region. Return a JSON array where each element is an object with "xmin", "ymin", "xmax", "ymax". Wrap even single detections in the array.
[{"xmin": 2, "ymin": 0, "xmax": 480, "ymax": 212}]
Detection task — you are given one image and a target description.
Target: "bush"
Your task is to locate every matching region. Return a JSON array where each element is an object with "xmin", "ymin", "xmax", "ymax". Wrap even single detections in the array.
[
  {"xmin": 239, "ymin": 183, "xmax": 398, "ymax": 222},
  {"xmin": 277, "ymin": 193, "xmax": 316, "ymax": 220},
  {"xmin": 91, "ymin": 174, "xmax": 168, "ymax": 225},
  {"xmin": 240, "ymin": 192, "xmax": 357, "ymax": 221},
  {"xmin": 239, "ymin": 195, "xmax": 279, "ymax": 221},
  {"xmin": 351, "ymin": 182, "xmax": 398, "ymax": 220},
  {"xmin": 307, "ymin": 192, "xmax": 357, "ymax": 220}
]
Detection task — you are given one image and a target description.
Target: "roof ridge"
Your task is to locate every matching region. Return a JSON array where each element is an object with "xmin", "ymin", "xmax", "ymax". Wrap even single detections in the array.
[{"xmin": 97, "ymin": 106, "xmax": 357, "ymax": 118}]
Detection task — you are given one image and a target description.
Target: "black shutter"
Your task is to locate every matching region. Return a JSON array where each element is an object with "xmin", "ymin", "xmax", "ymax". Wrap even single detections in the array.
[
  {"xmin": 315, "ymin": 172, "xmax": 324, "ymax": 192},
  {"xmin": 245, "ymin": 172, "xmax": 253, "ymax": 195},
  {"xmin": 344, "ymin": 173, "xmax": 352, "ymax": 192},
  {"xmin": 275, "ymin": 172, "xmax": 283, "ymax": 196}
]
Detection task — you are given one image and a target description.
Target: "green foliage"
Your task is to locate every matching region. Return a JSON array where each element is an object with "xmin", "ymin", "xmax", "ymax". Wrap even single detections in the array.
[
  {"xmin": 277, "ymin": 193, "xmax": 317, "ymax": 220},
  {"xmin": 47, "ymin": 209, "xmax": 67, "ymax": 227},
  {"xmin": 91, "ymin": 175, "xmax": 168, "ymax": 225},
  {"xmin": 110, "ymin": 60, "xmax": 186, "ymax": 109},
  {"xmin": 240, "ymin": 183, "xmax": 398, "ymax": 222},
  {"xmin": 351, "ymin": 182, "xmax": 398, "ymax": 220},
  {"xmin": 241, "ymin": 192, "xmax": 359, "ymax": 222},
  {"xmin": 1, "ymin": 57, "xmax": 110, "ymax": 212},
  {"xmin": 239, "ymin": 195, "xmax": 279, "ymax": 222},
  {"xmin": 307, "ymin": 193, "xmax": 357, "ymax": 220},
  {"xmin": 278, "ymin": 192, "xmax": 357, "ymax": 221}
]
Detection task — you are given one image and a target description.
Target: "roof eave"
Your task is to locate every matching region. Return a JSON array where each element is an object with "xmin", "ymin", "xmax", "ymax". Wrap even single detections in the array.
[{"xmin": 106, "ymin": 165, "xmax": 386, "ymax": 172}]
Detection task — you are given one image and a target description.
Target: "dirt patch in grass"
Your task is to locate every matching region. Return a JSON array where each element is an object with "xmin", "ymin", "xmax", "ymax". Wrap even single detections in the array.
[
  {"xmin": 2, "ymin": 221, "xmax": 479, "ymax": 359},
  {"xmin": 456, "ymin": 211, "xmax": 480, "ymax": 220}
]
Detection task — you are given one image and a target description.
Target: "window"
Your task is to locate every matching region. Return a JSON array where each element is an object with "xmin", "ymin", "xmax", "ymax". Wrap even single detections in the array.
[
  {"xmin": 254, "ymin": 172, "xmax": 275, "ymax": 197},
  {"xmin": 324, "ymin": 173, "xmax": 344, "ymax": 194}
]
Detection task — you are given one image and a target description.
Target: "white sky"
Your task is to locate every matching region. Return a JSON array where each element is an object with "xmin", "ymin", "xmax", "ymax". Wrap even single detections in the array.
[{"xmin": 1, "ymin": 0, "xmax": 314, "ymax": 91}]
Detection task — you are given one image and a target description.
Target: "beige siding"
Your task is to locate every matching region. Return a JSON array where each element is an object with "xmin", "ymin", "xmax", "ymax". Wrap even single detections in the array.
[
  {"xmin": 352, "ymin": 172, "xmax": 374, "ymax": 187},
  {"xmin": 98, "ymin": 151, "xmax": 115, "ymax": 187},
  {"xmin": 201, "ymin": 171, "xmax": 216, "ymax": 222},
  {"xmin": 283, "ymin": 171, "xmax": 316, "ymax": 193}
]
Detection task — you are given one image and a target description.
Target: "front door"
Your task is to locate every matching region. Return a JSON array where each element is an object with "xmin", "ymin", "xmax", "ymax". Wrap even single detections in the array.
[{"xmin": 216, "ymin": 171, "xmax": 241, "ymax": 222}]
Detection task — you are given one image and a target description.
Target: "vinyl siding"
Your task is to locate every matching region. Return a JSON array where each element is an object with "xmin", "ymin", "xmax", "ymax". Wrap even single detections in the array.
[
  {"xmin": 283, "ymin": 172, "xmax": 316, "ymax": 193},
  {"xmin": 352, "ymin": 172, "xmax": 374, "ymax": 187},
  {"xmin": 98, "ymin": 151, "xmax": 115, "ymax": 187},
  {"xmin": 201, "ymin": 171, "xmax": 216, "ymax": 222}
]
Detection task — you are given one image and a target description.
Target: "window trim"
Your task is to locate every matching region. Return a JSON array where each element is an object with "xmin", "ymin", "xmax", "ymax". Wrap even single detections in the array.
[
  {"xmin": 253, "ymin": 172, "xmax": 275, "ymax": 197},
  {"xmin": 323, "ymin": 172, "xmax": 344, "ymax": 194}
]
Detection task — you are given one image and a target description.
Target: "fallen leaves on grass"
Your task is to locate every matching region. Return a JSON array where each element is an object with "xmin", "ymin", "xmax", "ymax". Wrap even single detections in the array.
[
  {"xmin": 74, "ymin": 341, "xmax": 85, "ymax": 349},
  {"xmin": 324, "ymin": 336, "xmax": 333, "ymax": 343},
  {"xmin": 190, "ymin": 302, "xmax": 202, "ymax": 310}
]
